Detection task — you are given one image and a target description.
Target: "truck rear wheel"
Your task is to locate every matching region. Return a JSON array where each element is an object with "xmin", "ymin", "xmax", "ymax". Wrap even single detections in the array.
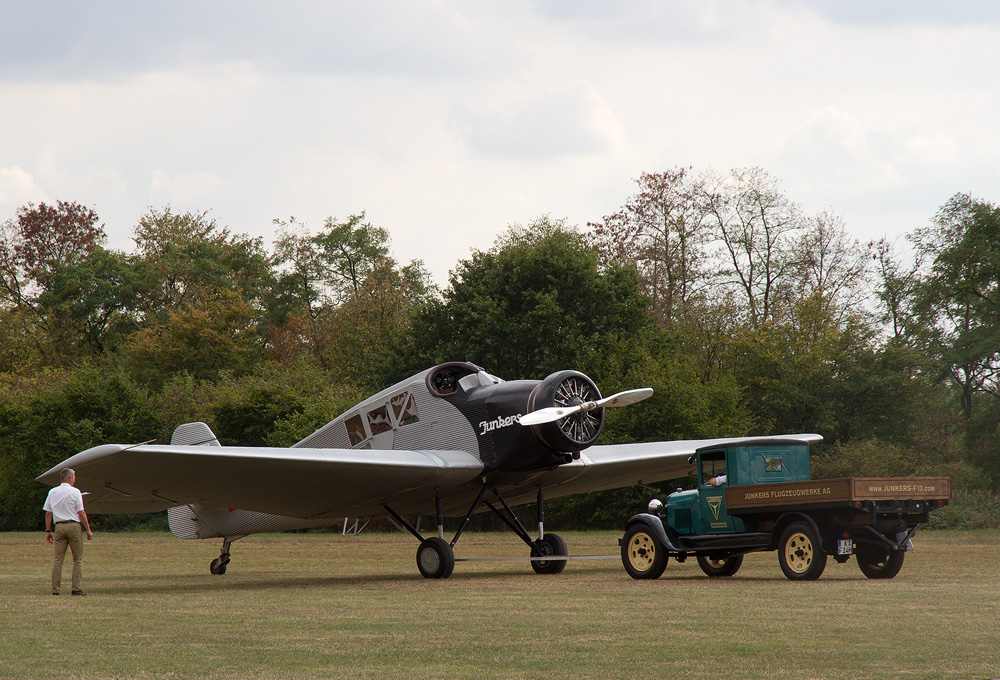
[
  {"xmin": 856, "ymin": 546, "xmax": 905, "ymax": 579},
  {"xmin": 778, "ymin": 522, "xmax": 827, "ymax": 581},
  {"xmin": 697, "ymin": 554, "xmax": 744, "ymax": 577},
  {"xmin": 621, "ymin": 525, "xmax": 667, "ymax": 579}
]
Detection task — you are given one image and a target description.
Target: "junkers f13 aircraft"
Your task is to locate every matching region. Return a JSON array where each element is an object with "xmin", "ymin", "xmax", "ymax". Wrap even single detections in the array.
[{"xmin": 39, "ymin": 362, "xmax": 821, "ymax": 579}]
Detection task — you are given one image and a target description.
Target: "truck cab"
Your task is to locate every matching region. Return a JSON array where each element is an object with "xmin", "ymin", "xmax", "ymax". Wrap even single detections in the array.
[{"xmin": 669, "ymin": 439, "xmax": 811, "ymax": 536}]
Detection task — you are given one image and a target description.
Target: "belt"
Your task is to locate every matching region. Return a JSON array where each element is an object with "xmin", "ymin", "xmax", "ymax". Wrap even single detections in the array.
[{"xmin": 55, "ymin": 520, "xmax": 79, "ymax": 524}]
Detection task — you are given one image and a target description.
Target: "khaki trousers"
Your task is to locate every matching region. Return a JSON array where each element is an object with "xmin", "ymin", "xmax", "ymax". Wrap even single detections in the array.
[{"xmin": 51, "ymin": 522, "xmax": 83, "ymax": 594}]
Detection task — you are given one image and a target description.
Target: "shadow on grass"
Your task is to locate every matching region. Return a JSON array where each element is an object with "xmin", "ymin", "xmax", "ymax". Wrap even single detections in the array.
[{"xmin": 89, "ymin": 563, "xmax": 859, "ymax": 596}]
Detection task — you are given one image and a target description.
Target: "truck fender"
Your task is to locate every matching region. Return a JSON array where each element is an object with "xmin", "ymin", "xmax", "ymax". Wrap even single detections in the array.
[
  {"xmin": 624, "ymin": 513, "xmax": 682, "ymax": 552},
  {"xmin": 769, "ymin": 512, "xmax": 825, "ymax": 552}
]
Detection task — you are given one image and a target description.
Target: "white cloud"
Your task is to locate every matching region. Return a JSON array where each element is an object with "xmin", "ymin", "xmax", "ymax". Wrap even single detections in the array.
[
  {"xmin": 902, "ymin": 133, "xmax": 960, "ymax": 166},
  {"xmin": 1, "ymin": 1, "xmax": 999, "ymax": 281},
  {"xmin": 451, "ymin": 81, "xmax": 625, "ymax": 160},
  {"xmin": 0, "ymin": 166, "xmax": 47, "ymax": 210}
]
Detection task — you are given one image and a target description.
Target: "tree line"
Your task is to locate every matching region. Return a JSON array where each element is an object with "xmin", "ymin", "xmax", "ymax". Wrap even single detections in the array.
[{"xmin": 2, "ymin": 166, "xmax": 998, "ymax": 531}]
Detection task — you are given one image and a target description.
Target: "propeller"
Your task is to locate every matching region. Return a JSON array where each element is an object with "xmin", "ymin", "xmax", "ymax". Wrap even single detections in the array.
[{"xmin": 518, "ymin": 388, "xmax": 653, "ymax": 426}]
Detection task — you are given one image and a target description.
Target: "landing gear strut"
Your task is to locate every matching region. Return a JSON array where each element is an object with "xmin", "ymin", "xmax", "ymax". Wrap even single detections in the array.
[
  {"xmin": 385, "ymin": 487, "xmax": 568, "ymax": 579},
  {"xmin": 209, "ymin": 537, "xmax": 240, "ymax": 575}
]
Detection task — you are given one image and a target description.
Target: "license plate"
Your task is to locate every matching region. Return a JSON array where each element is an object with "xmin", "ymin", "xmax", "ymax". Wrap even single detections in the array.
[{"xmin": 837, "ymin": 540, "xmax": 854, "ymax": 555}]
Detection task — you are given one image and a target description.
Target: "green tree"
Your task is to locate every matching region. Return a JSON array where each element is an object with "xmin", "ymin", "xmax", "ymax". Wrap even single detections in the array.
[
  {"xmin": 911, "ymin": 193, "xmax": 1000, "ymax": 422},
  {"xmin": 0, "ymin": 201, "xmax": 122, "ymax": 365},
  {"xmin": 131, "ymin": 207, "xmax": 274, "ymax": 326},
  {"xmin": 394, "ymin": 216, "xmax": 650, "ymax": 381},
  {"xmin": 123, "ymin": 288, "xmax": 264, "ymax": 386},
  {"xmin": 0, "ymin": 366, "xmax": 161, "ymax": 530},
  {"xmin": 271, "ymin": 213, "xmax": 434, "ymax": 379}
]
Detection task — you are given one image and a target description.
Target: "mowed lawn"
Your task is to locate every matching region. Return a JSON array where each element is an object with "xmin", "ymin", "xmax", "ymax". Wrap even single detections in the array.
[{"xmin": 1, "ymin": 530, "xmax": 998, "ymax": 679}]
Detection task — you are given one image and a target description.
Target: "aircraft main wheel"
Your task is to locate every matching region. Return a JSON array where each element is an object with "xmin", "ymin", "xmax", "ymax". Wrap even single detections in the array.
[
  {"xmin": 778, "ymin": 522, "xmax": 827, "ymax": 581},
  {"xmin": 531, "ymin": 533, "xmax": 568, "ymax": 575},
  {"xmin": 209, "ymin": 557, "xmax": 228, "ymax": 575},
  {"xmin": 856, "ymin": 546, "xmax": 905, "ymax": 579},
  {"xmin": 697, "ymin": 554, "xmax": 744, "ymax": 577},
  {"xmin": 416, "ymin": 537, "xmax": 455, "ymax": 579},
  {"xmin": 621, "ymin": 525, "xmax": 667, "ymax": 579}
]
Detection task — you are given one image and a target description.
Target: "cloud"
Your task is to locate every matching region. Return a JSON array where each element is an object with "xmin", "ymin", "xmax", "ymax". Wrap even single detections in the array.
[
  {"xmin": 0, "ymin": 166, "xmax": 47, "ymax": 212},
  {"xmin": 450, "ymin": 82, "xmax": 625, "ymax": 160},
  {"xmin": 150, "ymin": 169, "xmax": 228, "ymax": 207}
]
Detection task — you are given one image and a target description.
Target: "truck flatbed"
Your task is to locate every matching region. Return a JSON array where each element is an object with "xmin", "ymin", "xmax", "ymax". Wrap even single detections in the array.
[{"xmin": 725, "ymin": 476, "xmax": 951, "ymax": 513}]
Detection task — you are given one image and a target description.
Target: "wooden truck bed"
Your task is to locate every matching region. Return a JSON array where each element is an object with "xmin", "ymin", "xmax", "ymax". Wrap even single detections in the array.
[{"xmin": 725, "ymin": 476, "xmax": 951, "ymax": 512}]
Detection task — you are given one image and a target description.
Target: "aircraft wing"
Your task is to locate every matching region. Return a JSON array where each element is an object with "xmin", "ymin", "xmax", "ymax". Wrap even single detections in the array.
[
  {"xmin": 36, "ymin": 443, "xmax": 485, "ymax": 520},
  {"xmin": 38, "ymin": 434, "xmax": 821, "ymax": 520},
  {"xmin": 492, "ymin": 434, "xmax": 824, "ymax": 506}
]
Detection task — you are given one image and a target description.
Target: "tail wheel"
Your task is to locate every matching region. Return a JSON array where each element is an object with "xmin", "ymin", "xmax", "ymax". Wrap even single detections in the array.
[
  {"xmin": 531, "ymin": 533, "xmax": 568, "ymax": 575},
  {"xmin": 621, "ymin": 525, "xmax": 667, "ymax": 579},
  {"xmin": 416, "ymin": 537, "xmax": 455, "ymax": 579},
  {"xmin": 527, "ymin": 371, "xmax": 604, "ymax": 451},
  {"xmin": 778, "ymin": 522, "xmax": 827, "ymax": 581},
  {"xmin": 697, "ymin": 554, "xmax": 744, "ymax": 577},
  {"xmin": 857, "ymin": 546, "xmax": 905, "ymax": 579}
]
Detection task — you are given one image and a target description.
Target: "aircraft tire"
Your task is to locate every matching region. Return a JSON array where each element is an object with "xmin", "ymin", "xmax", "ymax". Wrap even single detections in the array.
[
  {"xmin": 416, "ymin": 537, "xmax": 455, "ymax": 579},
  {"xmin": 697, "ymin": 554, "xmax": 744, "ymax": 577},
  {"xmin": 531, "ymin": 533, "xmax": 568, "ymax": 575},
  {"xmin": 621, "ymin": 525, "xmax": 667, "ymax": 579},
  {"xmin": 209, "ymin": 557, "xmax": 228, "ymax": 575},
  {"xmin": 856, "ymin": 546, "xmax": 905, "ymax": 579},
  {"xmin": 778, "ymin": 522, "xmax": 827, "ymax": 581}
]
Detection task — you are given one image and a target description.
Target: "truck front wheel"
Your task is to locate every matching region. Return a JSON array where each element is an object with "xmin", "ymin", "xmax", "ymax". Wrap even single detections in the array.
[
  {"xmin": 697, "ymin": 554, "xmax": 744, "ymax": 577},
  {"xmin": 778, "ymin": 522, "xmax": 827, "ymax": 581},
  {"xmin": 621, "ymin": 525, "xmax": 667, "ymax": 579},
  {"xmin": 856, "ymin": 546, "xmax": 905, "ymax": 579}
]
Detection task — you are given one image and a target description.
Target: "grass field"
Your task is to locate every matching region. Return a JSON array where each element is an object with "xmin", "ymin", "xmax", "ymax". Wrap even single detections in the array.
[{"xmin": 2, "ymin": 530, "xmax": 999, "ymax": 679}]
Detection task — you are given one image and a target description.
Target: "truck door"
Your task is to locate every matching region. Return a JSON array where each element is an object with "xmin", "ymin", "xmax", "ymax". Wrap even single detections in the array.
[{"xmin": 697, "ymin": 450, "xmax": 738, "ymax": 534}]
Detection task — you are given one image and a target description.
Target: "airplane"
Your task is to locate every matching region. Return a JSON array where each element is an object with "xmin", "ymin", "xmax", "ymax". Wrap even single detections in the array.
[{"xmin": 37, "ymin": 361, "xmax": 822, "ymax": 579}]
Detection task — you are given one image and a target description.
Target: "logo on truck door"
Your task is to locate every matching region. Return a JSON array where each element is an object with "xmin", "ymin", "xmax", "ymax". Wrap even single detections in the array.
[{"xmin": 707, "ymin": 496, "xmax": 723, "ymax": 520}]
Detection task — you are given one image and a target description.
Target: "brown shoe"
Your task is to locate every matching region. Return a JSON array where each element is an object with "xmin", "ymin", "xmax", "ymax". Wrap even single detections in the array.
[{"xmin": 71, "ymin": 590, "xmax": 86, "ymax": 596}]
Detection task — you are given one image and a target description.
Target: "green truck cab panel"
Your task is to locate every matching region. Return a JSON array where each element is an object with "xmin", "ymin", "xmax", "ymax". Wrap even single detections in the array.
[{"xmin": 667, "ymin": 440, "xmax": 812, "ymax": 536}]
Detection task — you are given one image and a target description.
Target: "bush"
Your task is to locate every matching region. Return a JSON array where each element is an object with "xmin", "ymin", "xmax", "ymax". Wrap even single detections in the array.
[{"xmin": 926, "ymin": 490, "xmax": 1000, "ymax": 530}]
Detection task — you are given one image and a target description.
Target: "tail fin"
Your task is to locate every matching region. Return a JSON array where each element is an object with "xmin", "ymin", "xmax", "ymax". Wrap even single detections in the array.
[{"xmin": 170, "ymin": 422, "xmax": 220, "ymax": 447}]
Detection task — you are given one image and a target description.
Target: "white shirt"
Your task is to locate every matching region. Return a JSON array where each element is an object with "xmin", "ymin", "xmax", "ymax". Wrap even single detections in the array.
[{"xmin": 43, "ymin": 483, "xmax": 85, "ymax": 523}]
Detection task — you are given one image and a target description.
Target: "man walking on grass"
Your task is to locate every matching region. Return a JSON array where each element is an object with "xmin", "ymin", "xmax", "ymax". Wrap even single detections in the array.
[{"xmin": 43, "ymin": 468, "xmax": 93, "ymax": 595}]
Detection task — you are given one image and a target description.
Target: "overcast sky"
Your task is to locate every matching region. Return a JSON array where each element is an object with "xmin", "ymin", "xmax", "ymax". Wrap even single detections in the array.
[{"xmin": 2, "ymin": 1, "xmax": 999, "ymax": 284}]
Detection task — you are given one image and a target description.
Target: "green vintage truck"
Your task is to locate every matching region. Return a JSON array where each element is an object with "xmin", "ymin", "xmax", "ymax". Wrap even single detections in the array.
[{"xmin": 620, "ymin": 438, "xmax": 950, "ymax": 581}]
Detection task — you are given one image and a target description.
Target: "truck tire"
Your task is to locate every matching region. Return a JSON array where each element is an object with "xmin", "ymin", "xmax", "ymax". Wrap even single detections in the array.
[
  {"xmin": 778, "ymin": 522, "xmax": 827, "ymax": 581},
  {"xmin": 856, "ymin": 546, "xmax": 905, "ymax": 579},
  {"xmin": 697, "ymin": 554, "xmax": 744, "ymax": 577},
  {"xmin": 621, "ymin": 525, "xmax": 667, "ymax": 579}
]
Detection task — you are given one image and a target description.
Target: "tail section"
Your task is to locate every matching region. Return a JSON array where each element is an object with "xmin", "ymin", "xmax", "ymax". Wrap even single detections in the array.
[
  {"xmin": 168, "ymin": 503, "xmax": 326, "ymax": 539},
  {"xmin": 165, "ymin": 421, "xmax": 328, "ymax": 539},
  {"xmin": 170, "ymin": 421, "xmax": 220, "ymax": 446}
]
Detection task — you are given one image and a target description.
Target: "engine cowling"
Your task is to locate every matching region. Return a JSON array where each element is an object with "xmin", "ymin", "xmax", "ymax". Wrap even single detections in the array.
[{"xmin": 525, "ymin": 370, "xmax": 605, "ymax": 453}]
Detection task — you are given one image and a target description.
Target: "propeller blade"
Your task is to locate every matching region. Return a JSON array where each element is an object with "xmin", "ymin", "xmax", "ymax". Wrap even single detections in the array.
[
  {"xmin": 518, "ymin": 388, "xmax": 653, "ymax": 426},
  {"xmin": 597, "ymin": 387, "xmax": 653, "ymax": 408}
]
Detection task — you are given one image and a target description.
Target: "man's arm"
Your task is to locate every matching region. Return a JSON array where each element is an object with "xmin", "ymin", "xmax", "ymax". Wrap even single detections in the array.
[
  {"xmin": 45, "ymin": 510, "xmax": 53, "ymax": 544},
  {"xmin": 78, "ymin": 510, "xmax": 93, "ymax": 540}
]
